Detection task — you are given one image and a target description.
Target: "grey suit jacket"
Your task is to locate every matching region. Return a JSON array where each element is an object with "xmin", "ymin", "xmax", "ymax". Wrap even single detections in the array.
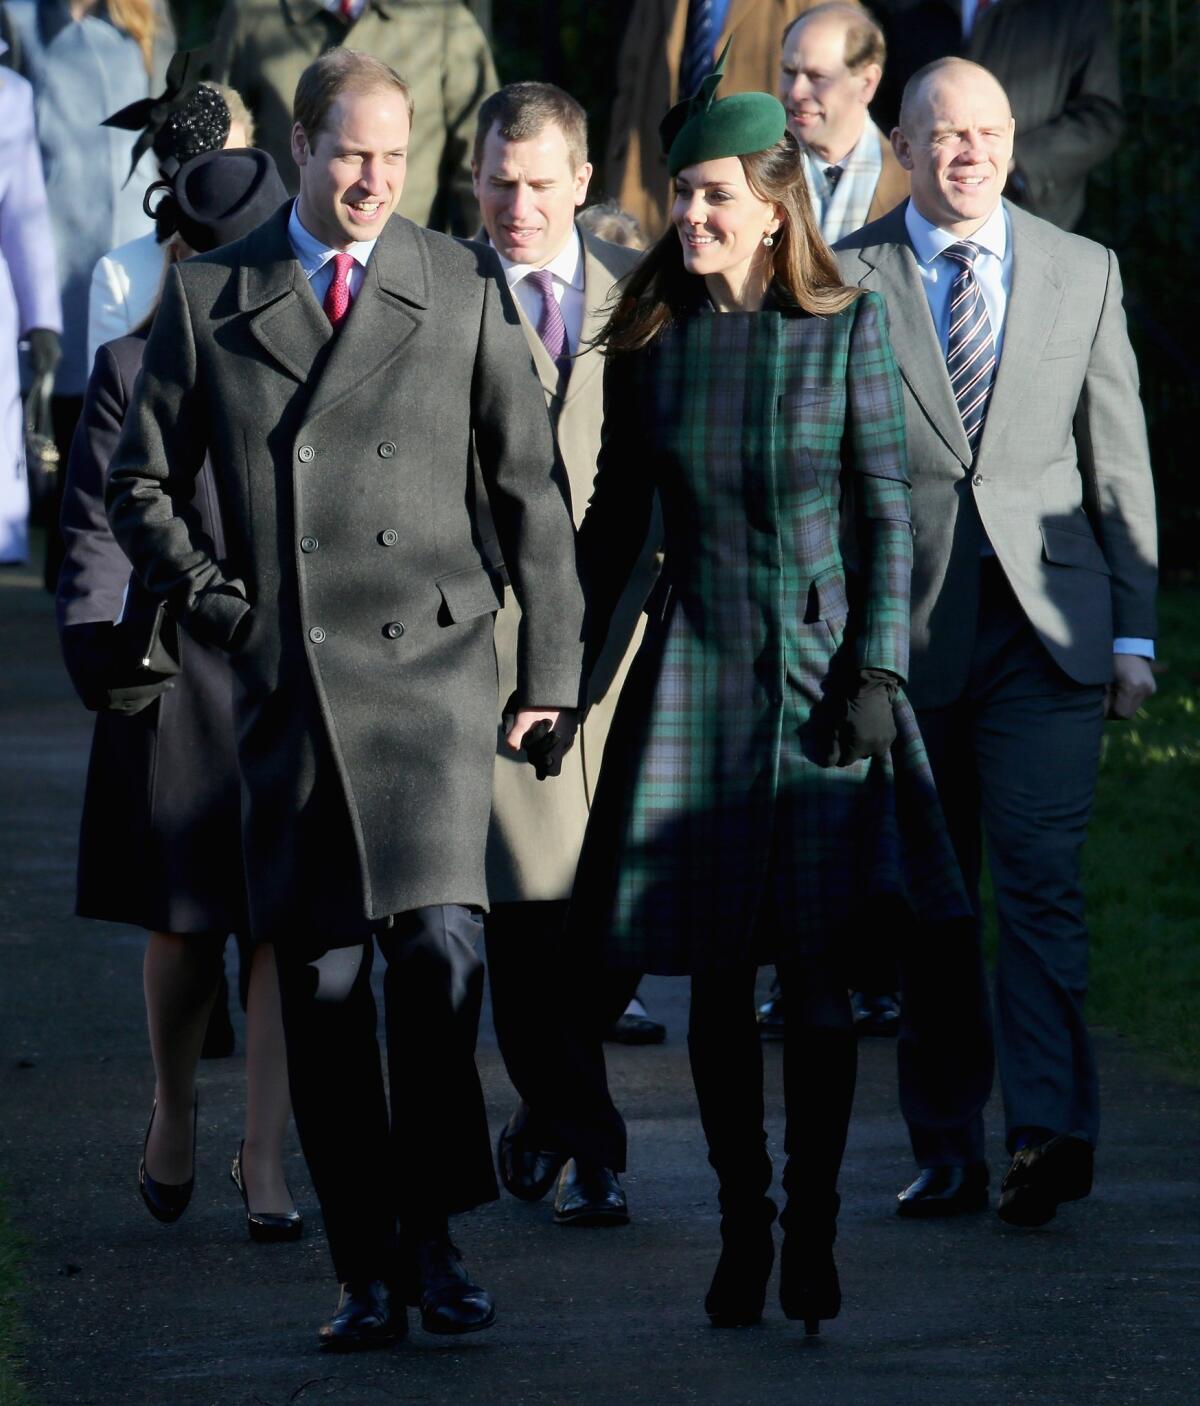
[{"xmin": 836, "ymin": 200, "xmax": 1157, "ymax": 710}]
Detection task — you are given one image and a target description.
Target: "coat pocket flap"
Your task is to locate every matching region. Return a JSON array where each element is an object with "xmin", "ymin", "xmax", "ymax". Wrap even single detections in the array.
[
  {"xmin": 804, "ymin": 568, "xmax": 849, "ymax": 623},
  {"xmin": 436, "ymin": 565, "xmax": 505, "ymax": 623},
  {"xmin": 1040, "ymin": 523, "xmax": 1111, "ymax": 576},
  {"xmin": 1042, "ymin": 338, "xmax": 1082, "ymax": 361}
]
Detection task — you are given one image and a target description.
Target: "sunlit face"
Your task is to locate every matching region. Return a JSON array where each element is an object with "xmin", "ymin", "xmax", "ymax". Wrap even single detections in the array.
[
  {"xmin": 672, "ymin": 157, "xmax": 781, "ymax": 294},
  {"xmin": 292, "ymin": 88, "xmax": 409, "ymax": 249},
  {"xmin": 893, "ymin": 68, "xmax": 1015, "ymax": 235},
  {"xmin": 472, "ymin": 121, "xmax": 592, "ymax": 266},
  {"xmin": 779, "ymin": 17, "xmax": 880, "ymax": 162}
]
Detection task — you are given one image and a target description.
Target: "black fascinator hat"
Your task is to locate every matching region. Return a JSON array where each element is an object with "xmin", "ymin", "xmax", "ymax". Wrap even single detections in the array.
[
  {"xmin": 103, "ymin": 48, "xmax": 230, "ymax": 185},
  {"xmin": 142, "ymin": 148, "xmax": 288, "ymax": 254}
]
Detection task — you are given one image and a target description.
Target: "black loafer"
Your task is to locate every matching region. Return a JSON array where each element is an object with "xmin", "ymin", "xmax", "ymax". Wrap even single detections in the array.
[
  {"xmin": 318, "ymin": 1280, "xmax": 404, "ymax": 1352},
  {"xmin": 896, "ymin": 1164, "xmax": 989, "ymax": 1218},
  {"xmin": 230, "ymin": 1142, "xmax": 303, "ymax": 1243},
  {"xmin": 850, "ymin": 991, "xmax": 900, "ymax": 1038},
  {"xmin": 497, "ymin": 1104, "xmax": 565, "ymax": 1203},
  {"xmin": 607, "ymin": 1010, "xmax": 667, "ymax": 1045},
  {"xmin": 404, "ymin": 1234, "xmax": 496, "ymax": 1335},
  {"xmin": 553, "ymin": 1159, "xmax": 630, "ymax": 1227},
  {"xmin": 998, "ymin": 1135, "xmax": 1093, "ymax": 1228}
]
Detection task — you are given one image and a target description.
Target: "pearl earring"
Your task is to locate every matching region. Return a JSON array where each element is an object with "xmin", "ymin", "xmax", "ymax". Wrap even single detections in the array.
[{"xmin": 762, "ymin": 234, "xmax": 774, "ymax": 247}]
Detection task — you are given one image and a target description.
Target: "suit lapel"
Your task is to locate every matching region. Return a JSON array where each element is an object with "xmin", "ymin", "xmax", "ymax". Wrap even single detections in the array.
[
  {"xmin": 240, "ymin": 205, "xmax": 333, "ymax": 383},
  {"xmin": 853, "ymin": 206, "xmax": 973, "ymax": 468},
  {"xmin": 562, "ymin": 229, "xmax": 624, "ymax": 410},
  {"xmin": 302, "ymin": 215, "xmax": 430, "ymax": 426},
  {"xmin": 517, "ymin": 297, "xmax": 563, "ymax": 402},
  {"xmin": 973, "ymin": 204, "xmax": 1064, "ymax": 467}
]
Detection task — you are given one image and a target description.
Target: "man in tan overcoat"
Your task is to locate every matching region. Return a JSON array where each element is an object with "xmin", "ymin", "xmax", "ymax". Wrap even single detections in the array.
[{"xmin": 473, "ymin": 82, "xmax": 661, "ymax": 1226}]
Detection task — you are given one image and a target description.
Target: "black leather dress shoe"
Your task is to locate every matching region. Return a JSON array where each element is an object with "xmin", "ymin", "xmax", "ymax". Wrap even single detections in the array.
[
  {"xmin": 139, "ymin": 1098, "xmax": 195, "ymax": 1224},
  {"xmin": 607, "ymin": 999, "xmax": 667, "ymax": 1045},
  {"xmin": 404, "ymin": 1235, "xmax": 496, "ymax": 1335},
  {"xmin": 230, "ymin": 1142, "xmax": 303, "ymax": 1243},
  {"xmin": 896, "ymin": 1165, "xmax": 989, "ymax": 1218},
  {"xmin": 497, "ymin": 1104, "xmax": 565, "ymax": 1203},
  {"xmin": 850, "ymin": 991, "xmax": 900, "ymax": 1038},
  {"xmin": 318, "ymin": 1280, "xmax": 404, "ymax": 1352},
  {"xmin": 756, "ymin": 986, "xmax": 785, "ymax": 1042},
  {"xmin": 552, "ymin": 1159, "xmax": 630, "ymax": 1226},
  {"xmin": 998, "ymin": 1134, "xmax": 1093, "ymax": 1228}
]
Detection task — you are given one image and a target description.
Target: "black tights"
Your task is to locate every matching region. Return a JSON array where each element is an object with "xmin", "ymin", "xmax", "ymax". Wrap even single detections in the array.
[{"xmin": 688, "ymin": 955, "xmax": 856, "ymax": 1224}]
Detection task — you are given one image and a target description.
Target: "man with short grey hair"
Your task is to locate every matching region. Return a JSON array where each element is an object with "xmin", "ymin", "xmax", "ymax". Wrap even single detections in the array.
[{"xmin": 836, "ymin": 58, "xmax": 1156, "ymax": 1229}]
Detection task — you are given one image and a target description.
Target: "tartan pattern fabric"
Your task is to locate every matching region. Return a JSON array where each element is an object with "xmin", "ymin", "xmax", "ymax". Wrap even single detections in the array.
[{"xmin": 571, "ymin": 291, "xmax": 969, "ymax": 974}]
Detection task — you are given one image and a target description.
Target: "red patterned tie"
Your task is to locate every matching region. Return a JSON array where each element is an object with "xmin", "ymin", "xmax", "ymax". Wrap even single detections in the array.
[{"xmin": 323, "ymin": 253, "xmax": 355, "ymax": 330}]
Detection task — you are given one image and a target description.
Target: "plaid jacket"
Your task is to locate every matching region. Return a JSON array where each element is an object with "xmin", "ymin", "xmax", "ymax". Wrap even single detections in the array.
[{"xmin": 571, "ymin": 289, "xmax": 968, "ymax": 974}]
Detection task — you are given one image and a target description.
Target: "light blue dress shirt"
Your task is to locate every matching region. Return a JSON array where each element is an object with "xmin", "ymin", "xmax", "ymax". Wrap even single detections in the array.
[{"xmin": 287, "ymin": 201, "xmax": 377, "ymax": 308}]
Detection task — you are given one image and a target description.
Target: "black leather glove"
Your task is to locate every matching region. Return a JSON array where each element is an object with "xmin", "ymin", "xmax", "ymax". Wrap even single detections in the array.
[
  {"xmin": 27, "ymin": 328, "xmax": 61, "ymax": 380},
  {"xmin": 813, "ymin": 668, "xmax": 899, "ymax": 768},
  {"xmin": 521, "ymin": 718, "xmax": 570, "ymax": 780}
]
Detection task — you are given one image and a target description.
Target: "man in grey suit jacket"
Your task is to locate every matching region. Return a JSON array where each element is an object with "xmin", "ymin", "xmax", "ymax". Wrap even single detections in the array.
[
  {"xmin": 836, "ymin": 59, "xmax": 1156, "ymax": 1229},
  {"xmin": 108, "ymin": 52, "xmax": 584, "ymax": 1350}
]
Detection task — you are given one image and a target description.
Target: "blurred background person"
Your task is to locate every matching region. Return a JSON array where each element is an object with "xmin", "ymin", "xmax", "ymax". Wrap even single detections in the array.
[
  {"xmin": 0, "ymin": 38, "xmax": 60, "ymax": 565},
  {"xmin": 211, "ymin": 0, "xmax": 497, "ymax": 233},
  {"xmin": 575, "ymin": 197, "xmax": 645, "ymax": 251},
  {"xmin": 3, "ymin": 0, "xmax": 173, "ymax": 585},
  {"xmin": 55, "ymin": 145, "xmax": 303, "ymax": 1244},
  {"xmin": 605, "ymin": 0, "xmax": 848, "ymax": 241},
  {"xmin": 869, "ymin": 0, "xmax": 1123, "ymax": 231},
  {"xmin": 779, "ymin": 2, "xmax": 907, "ymax": 242},
  {"xmin": 88, "ymin": 62, "xmax": 255, "ymax": 363}
]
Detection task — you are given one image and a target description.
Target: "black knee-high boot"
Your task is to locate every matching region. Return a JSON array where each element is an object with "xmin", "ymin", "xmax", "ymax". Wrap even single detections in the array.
[
  {"xmin": 777, "ymin": 960, "xmax": 856, "ymax": 1335},
  {"xmin": 689, "ymin": 967, "xmax": 777, "ymax": 1326}
]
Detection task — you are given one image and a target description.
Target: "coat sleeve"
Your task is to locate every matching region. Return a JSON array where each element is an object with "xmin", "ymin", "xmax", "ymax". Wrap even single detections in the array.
[
  {"xmin": 843, "ymin": 291, "xmax": 913, "ymax": 681},
  {"xmin": 434, "ymin": 4, "xmax": 498, "ymax": 235},
  {"xmin": 105, "ymin": 264, "xmax": 251, "ymax": 652},
  {"xmin": 0, "ymin": 79, "xmax": 62, "ymax": 334},
  {"xmin": 1010, "ymin": 1, "xmax": 1123, "ymax": 206},
  {"xmin": 1073, "ymin": 248, "xmax": 1157, "ymax": 642},
  {"xmin": 472, "ymin": 262, "xmax": 585, "ymax": 707}
]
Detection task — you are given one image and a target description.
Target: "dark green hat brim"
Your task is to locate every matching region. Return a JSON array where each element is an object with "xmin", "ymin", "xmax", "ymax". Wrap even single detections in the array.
[{"xmin": 664, "ymin": 92, "xmax": 787, "ymax": 176}]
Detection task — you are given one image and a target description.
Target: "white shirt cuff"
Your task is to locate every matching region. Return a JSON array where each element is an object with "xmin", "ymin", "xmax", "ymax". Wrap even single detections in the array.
[{"xmin": 1113, "ymin": 638, "xmax": 1154, "ymax": 658}]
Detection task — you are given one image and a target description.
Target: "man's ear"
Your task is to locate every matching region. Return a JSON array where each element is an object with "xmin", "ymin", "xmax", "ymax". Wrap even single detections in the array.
[
  {"xmin": 891, "ymin": 126, "xmax": 914, "ymax": 172},
  {"xmin": 291, "ymin": 122, "xmax": 310, "ymax": 170},
  {"xmin": 860, "ymin": 63, "xmax": 883, "ymax": 106},
  {"xmin": 574, "ymin": 160, "xmax": 594, "ymax": 208}
]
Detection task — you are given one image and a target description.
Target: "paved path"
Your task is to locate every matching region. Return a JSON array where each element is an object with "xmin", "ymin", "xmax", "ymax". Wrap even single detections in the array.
[{"xmin": 1, "ymin": 567, "xmax": 1197, "ymax": 1406}]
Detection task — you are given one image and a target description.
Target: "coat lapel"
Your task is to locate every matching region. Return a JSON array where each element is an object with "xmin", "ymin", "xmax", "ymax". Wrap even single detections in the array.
[
  {"xmin": 851, "ymin": 206, "xmax": 973, "ymax": 468},
  {"xmin": 973, "ymin": 203, "xmax": 1064, "ymax": 468},
  {"xmin": 562, "ymin": 229, "xmax": 625, "ymax": 410},
  {"xmin": 240, "ymin": 204, "xmax": 333, "ymax": 383},
  {"xmin": 302, "ymin": 215, "xmax": 430, "ymax": 427}
]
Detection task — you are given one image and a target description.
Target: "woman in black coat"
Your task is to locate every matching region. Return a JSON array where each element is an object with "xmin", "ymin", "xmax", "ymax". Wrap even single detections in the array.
[{"xmin": 55, "ymin": 147, "xmax": 301, "ymax": 1241}]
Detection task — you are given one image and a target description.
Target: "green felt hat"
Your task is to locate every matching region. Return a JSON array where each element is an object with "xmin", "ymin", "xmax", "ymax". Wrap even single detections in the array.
[{"xmin": 661, "ymin": 39, "xmax": 787, "ymax": 176}]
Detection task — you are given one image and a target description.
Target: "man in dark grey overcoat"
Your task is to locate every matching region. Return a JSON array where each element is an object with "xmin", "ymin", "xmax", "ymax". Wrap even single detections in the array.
[{"xmin": 107, "ymin": 51, "xmax": 584, "ymax": 1351}]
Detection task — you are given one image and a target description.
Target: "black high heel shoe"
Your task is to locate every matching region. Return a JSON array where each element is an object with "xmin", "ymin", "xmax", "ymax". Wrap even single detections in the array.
[
  {"xmin": 230, "ymin": 1142, "xmax": 303, "ymax": 1243},
  {"xmin": 139, "ymin": 1096, "xmax": 196, "ymax": 1224},
  {"xmin": 778, "ymin": 1190, "xmax": 842, "ymax": 1335},
  {"xmin": 704, "ymin": 1198, "xmax": 777, "ymax": 1327}
]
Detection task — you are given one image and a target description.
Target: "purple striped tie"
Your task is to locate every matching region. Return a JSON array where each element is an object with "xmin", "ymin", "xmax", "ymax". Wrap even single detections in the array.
[
  {"xmin": 527, "ymin": 268, "xmax": 571, "ymax": 383},
  {"xmin": 943, "ymin": 241, "xmax": 996, "ymax": 457}
]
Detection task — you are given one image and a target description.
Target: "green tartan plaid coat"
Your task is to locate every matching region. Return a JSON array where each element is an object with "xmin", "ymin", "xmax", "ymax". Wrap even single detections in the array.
[{"xmin": 570, "ymin": 287, "xmax": 969, "ymax": 975}]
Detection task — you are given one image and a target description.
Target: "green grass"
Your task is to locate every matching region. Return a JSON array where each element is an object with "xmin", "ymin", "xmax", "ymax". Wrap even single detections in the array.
[
  {"xmin": 1084, "ymin": 584, "xmax": 1200, "ymax": 1078},
  {"xmin": 0, "ymin": 1187, "xmax": 30, "ymax": 1406}
]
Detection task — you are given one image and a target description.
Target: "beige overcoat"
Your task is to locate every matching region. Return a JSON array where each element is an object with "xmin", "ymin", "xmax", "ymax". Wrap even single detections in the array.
[{"xmin": 486, "ymin": 229, "xmax": 659, "ymax": 903}]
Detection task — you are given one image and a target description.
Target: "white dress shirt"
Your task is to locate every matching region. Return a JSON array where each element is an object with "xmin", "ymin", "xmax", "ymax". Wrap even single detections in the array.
[
  {"xmin": 496, "ymin": 227, "xmax": 586, "ymax": 356},
  {"xmin": 287, "ymin": 201, "xmax": 377, "ymax": 308}
]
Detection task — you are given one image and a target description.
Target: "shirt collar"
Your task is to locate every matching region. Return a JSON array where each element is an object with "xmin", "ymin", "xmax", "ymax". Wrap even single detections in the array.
[
  {"xmin": 287, "ymin": 200, "xmax": 378, "ymax": 278},
  {"xmin": 496, "ymin": 226, "xmax": 585, "ymax": 293},
  {"xmin": 905, "ymin": 198, "xmax": 1008, "ymax": 265}
]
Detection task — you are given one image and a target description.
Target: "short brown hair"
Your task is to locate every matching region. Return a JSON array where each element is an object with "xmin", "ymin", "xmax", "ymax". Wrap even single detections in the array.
[
  {"xmin": 293, "ymin": 50, "xmax": 413, "ymax": 141},
  {"xmin": 473, "ymin": 82, "xmax": 588, "ymax": 171},
  {"xmin": 782, "ymin": 1, "xmax": 886, "ymax": 74}
]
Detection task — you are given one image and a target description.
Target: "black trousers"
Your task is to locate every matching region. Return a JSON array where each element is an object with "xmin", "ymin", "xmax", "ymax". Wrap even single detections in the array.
[
  {"xmin": 276, "ymin": 905, "xmax": 498, "ymax": 1284},
  {"xmin": 688, "ymin": 955, "xmax": 856, "ymax": 1223},
  {"xmin": 484, "ymin": 900, "xmax": 635, "ymax": 1171}
]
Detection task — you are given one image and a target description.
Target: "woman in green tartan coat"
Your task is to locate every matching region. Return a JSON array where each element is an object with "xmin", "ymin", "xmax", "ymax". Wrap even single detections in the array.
[{"xmin": 570, "ymin": 73, "xmax": 968, "ymax": 1336}]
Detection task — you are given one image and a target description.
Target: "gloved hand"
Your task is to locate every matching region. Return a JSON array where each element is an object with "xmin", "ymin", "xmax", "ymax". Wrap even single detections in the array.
[
  {"xmin": 520, "ymin": 717, "xmax": 571, "ymax": 780},
  {"xmin": 813, "ymin": 668, "xmax": 899, "ymax": 768},
  {"xmin": 27, "ymin": 328, "xmax": 61, "ymax": 380}
]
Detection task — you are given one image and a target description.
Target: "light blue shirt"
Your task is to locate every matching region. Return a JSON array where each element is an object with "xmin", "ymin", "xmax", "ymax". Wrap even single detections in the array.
[
  {"xmin": 287, "ymin": 201, "xmax": 377, "ymax": 308},
  {"xmin": 961, "ymin": 0, "xmax": 1000, "ymax": 39},
  {"xmin": 904, "ymin": 198, "xmax": 1011, "ymax": 362}
]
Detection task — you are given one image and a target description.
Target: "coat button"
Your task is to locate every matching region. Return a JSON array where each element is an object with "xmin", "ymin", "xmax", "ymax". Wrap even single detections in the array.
[
  {"xmin": 382, "ymin": 621, "xmax": 405, "ymax": 640},
  {"xmin": 378, "ymin": 441, "xmax": 396, "ymax": 459},
  {"xmin": 298, "ymin": 445, "xmax": 315, "ymax": 463},
  {"xmin": 972, "ymin": 472, "xmax": 984, "ymax": 486},
  {"xmin": 308, "ymin": 626, "xmax": 326, "ymax": 644},
  {"xmin": 300, "ymin": 535, "xmax": 318, "ymax": 553},
  {"xmin": 379, "ymin": 529, "xmax": 399, "ymax": 547}
]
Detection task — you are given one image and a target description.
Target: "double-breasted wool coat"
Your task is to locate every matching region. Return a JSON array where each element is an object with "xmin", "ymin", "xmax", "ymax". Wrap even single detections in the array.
[
  {"xmin": 56, "ymin": 332, "xmax": 246, "ymax": 936},
  {"xmin": 107, "ymin": 205, "xmax": 585, "ymax": 946},
  {"xmin": 570, "ymin": 287, "xmax": 969, "ymax": 975},
  {"xmin": 485, "ymin": 228, "xmax": 661, "ymax": 905}
]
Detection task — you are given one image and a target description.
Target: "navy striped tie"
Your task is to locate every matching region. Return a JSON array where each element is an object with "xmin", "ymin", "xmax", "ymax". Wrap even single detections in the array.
[
  {"xmin": 680, "ymin": 0, "xmax": 716, "ymax": 101},
  {"xmin": 943, "ymin": 241, "xmax": 996, "ymax": 456}
]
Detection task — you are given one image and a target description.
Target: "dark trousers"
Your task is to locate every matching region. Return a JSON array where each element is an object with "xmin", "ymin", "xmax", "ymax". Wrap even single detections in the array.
[
  {"xmin": 688, "ymin": 956, "xmax": 855, "ymax": 1222},
  {"xmin": 276, "ymin": 905, "xmax": 498, "ymax": 1284},
  {"xmin": 484, "ymin": 900, "xmax": 634, "ymax": 1170},
  {"xmin": 901, "ymin": 562, "xmax": 1105, "ymax": 1165}
]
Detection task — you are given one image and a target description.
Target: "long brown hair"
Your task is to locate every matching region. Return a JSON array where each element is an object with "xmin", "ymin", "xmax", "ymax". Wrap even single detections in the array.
[
  {"xmin": 107, "ymin": 0, "xmax": 158, "ymax": 75},
  {"xmin": 598, "ymin": 131, "xmax": 859, "ymax": 352}
]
